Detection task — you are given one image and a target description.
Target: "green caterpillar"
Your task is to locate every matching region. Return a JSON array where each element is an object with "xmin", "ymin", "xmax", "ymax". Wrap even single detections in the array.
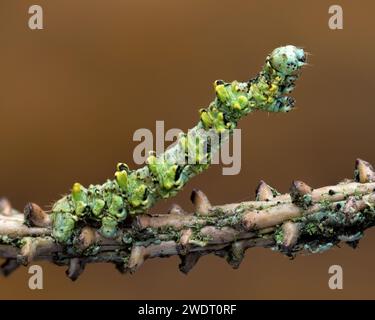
[{"xmin": 51, "ymin": 45, "xmax": 306, "ymax": 243}]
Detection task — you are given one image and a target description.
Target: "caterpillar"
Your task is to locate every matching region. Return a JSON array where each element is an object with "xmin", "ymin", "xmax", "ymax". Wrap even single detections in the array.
[{"xmin": 51, "ymin": 45, "xmax": 307, "ymax": 244}]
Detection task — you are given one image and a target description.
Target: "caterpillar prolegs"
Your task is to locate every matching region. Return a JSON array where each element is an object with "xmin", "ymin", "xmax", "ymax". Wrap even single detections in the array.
[{"xmin": 51, "ymin": 45, "xmax": 307, "ymax": 244}]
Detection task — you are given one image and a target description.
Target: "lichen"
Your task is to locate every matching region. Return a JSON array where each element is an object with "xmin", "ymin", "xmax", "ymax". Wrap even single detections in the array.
[
  {"xmin": 274, "ymin": 227, "xmax": 284, "ymax": 245},
  {"xmin": 304, "ymin": 242, "xmax": 334, "ymax": 254},
  {"xmin": 304, "ymin": 222, "xmax": 319, "ymax": 235},
  {"xmin": 189, "ymin": 232, "xmax": 214, "ymax": 246}
]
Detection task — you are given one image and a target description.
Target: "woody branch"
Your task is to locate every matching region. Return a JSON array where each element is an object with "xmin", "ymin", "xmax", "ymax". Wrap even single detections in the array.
[{"xmin": 1, "ymin": 159, "xmax": 375, "ymax": 280}]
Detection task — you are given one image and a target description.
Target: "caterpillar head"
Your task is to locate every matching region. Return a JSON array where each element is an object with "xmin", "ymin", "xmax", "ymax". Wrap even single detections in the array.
[{"xmin": 268, "ymin": 45, "xmax": 306, "ymax": 75}]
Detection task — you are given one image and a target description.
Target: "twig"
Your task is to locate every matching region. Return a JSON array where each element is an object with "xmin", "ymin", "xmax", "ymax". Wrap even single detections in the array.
[{"xmin": 1, "ymin": 159, "xmax": 375, "ymax": 280}]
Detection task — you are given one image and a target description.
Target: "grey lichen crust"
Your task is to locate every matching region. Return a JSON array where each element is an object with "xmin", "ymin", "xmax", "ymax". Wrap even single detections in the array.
[{"xmin": 51, "ymin": 45, "xmax": 307, "ymax": 244}]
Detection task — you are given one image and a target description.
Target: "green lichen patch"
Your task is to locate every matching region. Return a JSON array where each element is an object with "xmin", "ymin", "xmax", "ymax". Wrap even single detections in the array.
[{"xmin": 274, "ymin": 227, "xmax": 284, "ymax": 245}]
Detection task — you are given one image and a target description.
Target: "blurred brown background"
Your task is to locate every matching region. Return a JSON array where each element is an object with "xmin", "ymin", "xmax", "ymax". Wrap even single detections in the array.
[{"xmin": 0, "ymin": 0, "xmax": 374, "ymax": 299}]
